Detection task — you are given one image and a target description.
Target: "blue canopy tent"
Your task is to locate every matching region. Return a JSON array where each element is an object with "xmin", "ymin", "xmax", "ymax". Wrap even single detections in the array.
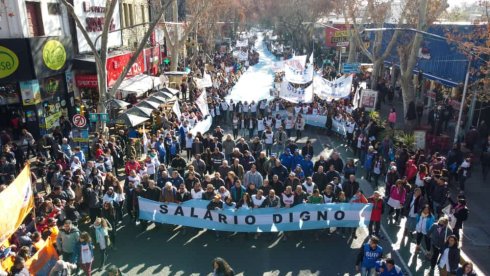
[{"xmin": 369, "ymin": 24, "xmax": 486, "ymax": 87}]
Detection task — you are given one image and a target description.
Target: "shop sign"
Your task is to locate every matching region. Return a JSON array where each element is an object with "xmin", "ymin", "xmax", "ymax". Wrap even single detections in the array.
[
  {"xmin": 42, "ymin": 40, "xmax": 67, "ymax": 70},
  {"xmin": 75, "ymin": 74, "xmax": 98, "ymax": 88},
  {"xmin": 0, "ymin": 45, "xmax": 19, "ymax": 79},
  {"xmin": 74, "ymin": 0, "xmax": 121, "ymax": 53},
  {"xmin": 43, "ymin": 111, "xmax": 62, "ymax": 129},
  {"xmin": 106, "ymin": 52, "xmax": 144, "ymax": 87},
  {"xmin": 19, "ymin": 80, "xmax": 41, "ymax": 106}
]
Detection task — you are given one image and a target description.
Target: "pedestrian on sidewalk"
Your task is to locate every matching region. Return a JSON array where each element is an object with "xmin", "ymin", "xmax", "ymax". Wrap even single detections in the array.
[
  {"xmin": 428, "ymin": 217, "xmax": 453, "ymax": 270},
  {"xmin": 388, "ymin": 108, "xmax": 397, "ymax": 129}
]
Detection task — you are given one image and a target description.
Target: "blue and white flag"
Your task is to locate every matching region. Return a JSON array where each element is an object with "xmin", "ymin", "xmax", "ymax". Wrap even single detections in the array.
[{"xmin": 138, "ymin": 197, "xmax": 372, "ymax": 232}]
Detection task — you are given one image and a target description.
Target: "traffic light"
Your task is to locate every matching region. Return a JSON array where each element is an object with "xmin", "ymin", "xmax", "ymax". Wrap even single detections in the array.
[
  {"xmin": 80, "ymin": 104, "xmax": 85, "ymax": 116},
  {"xmin": 163, "ymin": 58, "xmax": 170, "ymax": 65}
]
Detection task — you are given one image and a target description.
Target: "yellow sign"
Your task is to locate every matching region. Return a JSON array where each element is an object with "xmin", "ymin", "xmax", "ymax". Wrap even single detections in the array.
[
  {"xmin": 0, "ymin": 45, "xmax": 19, "ymax": 78},
  {"xmin": 0, "ymin": 165, "xmax": 34, "ymax": 244},
  {"xmin": 42, "ymin": 40, "xmax": 66, "ymax": 70},
  {"xmin": 44, "ymin": 111, "xmax": 62, "ymax": 129}
]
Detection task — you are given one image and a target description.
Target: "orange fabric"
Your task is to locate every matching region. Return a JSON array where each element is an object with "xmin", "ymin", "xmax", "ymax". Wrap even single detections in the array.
[{"xmin": 26, "ymin": 237, "xmax": 59, "ymax": 275}]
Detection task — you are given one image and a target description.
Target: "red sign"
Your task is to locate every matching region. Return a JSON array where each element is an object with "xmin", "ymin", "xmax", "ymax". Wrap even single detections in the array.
[
  {"xmin": 72, "ymin": 114, "xmax": 87, "ymax": 128},
  {"xmin": 325, "ymin": 24, "xmax": 349, "ymax": 47},
  {"xmin": 106, "ymin": 52, "xmax": 145, "ymax": 87},
  {"xmin": 75, "ymin": 74, "xmax": 98, "ymax": 88},
  {"xmin": 144, "ymin": 45, "xmax": 160, "ymax": 76}
]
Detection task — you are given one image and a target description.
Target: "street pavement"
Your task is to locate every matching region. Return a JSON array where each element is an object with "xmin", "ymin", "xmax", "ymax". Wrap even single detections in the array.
[
  {"xmin": 89, "ymin": 127, "xmax": 403, "ymax": 275},
  {"xmin": 89, "ymin": 100, "xmax": 488, "ymax": 275}
]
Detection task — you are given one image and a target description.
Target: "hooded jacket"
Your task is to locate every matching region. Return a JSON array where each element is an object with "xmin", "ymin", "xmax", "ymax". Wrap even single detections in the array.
[{"xmin": 56, "ymin": 226, "xmax": 80, "ymax": 257}]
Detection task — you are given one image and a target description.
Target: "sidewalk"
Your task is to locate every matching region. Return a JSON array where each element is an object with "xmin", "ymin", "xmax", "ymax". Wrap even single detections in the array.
[{"xmin": 376, "ymin": 96, "xmax": 489, "ymax": 275}]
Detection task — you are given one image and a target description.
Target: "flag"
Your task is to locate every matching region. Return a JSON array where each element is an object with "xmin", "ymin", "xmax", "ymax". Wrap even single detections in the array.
[
  {"xmin": 172, "ymin": 101, "xmax": 182, "ymax": 118},
  {"xmin": 196, "ymin": 91, "xmax": 209, "ymax": 117},
  {"xmin": 0, "ymin": 165, "xmax": 34, "ymax": 244},
  {"xmin": 26, "ymin": 237, "xmax": 59, "ymax": 276},
  {"xmin": 308, "ymin": 50, "xmax": 314, "ymax": 66}
]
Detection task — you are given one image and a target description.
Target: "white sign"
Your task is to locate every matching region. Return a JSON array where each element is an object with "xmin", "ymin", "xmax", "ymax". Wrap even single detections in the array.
[
  {"xmin": 72, "ymin": 114, "xmax": 87, "ymax": 128},
  {"xmin": 172, "ymin": 101, "xmax": 182, "ymax": 119},
  {"xmin": 73, "ymin": 0, "xmax": 122, "ymax": 53},
  {"xmin": 280, "ymin": 81, "xmax": 313, "ymax": 103},
  {"xmin": 313, "ymin": 75, "xmax": 353, "ymax": 100},
  {"xmin": 284, "ymin": 64, "xmax": 314, "ymax": 84},
  {"xmin": 236, "ymin": 40, "xmax": 248, "ymax": 48},
  {"xmin": 413, "ymin": 130, "xmax": 426, "ymax": 150},
  {"xmin": 238, "ymin": 51, "xmax": 248, "ymax": 61},
  {"xmin": 360, "ymin": 89, "xmax": 378, "ymax": 111}
]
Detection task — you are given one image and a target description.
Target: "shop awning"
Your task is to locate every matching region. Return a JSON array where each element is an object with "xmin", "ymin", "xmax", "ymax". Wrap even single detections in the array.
[
  {"xmin": 137, "ymin": 100, "xmax": 160, "ymax": 110},
  {"xmin": 118, "ymin": 74, "xmax": 162, "ymax": 98},
  {"xmin": 146, "ymin": 95, "xmax": 167, "ymax": 104},
  {"xmin": 115, "ymin": 113, "xmax": 149, "ymax": 127},
  {"xmin": 153, "ymin": 91, "xmax": 174, "ymax": 99},
  {"xmin": 126, "ymin": 106, "xmax": 153, "ymax": 117},
  {"xmin": 106, "ymin": 98, "xmax": 130, "ymax": 109},
  {"xmin": 160, "ymin": 87, "xmax": 180, "ymax": 95}
]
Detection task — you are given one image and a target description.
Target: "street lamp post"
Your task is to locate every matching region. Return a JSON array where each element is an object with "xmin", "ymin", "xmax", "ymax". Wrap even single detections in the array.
[{"xmin": 454, "ymin": 59, "xmax": 472, "ymax": 144}]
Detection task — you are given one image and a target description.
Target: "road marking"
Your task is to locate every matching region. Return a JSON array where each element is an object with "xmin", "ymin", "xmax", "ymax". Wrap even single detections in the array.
[{"xmin": 380, "ymin": 224, "xmax": 413, "ymax": 276}]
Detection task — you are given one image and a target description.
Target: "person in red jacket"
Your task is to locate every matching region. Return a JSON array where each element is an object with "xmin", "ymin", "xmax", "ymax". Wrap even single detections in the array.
[
  {"xmin": 368, "ymin": 191, "xmax": 384, "ymax": 237},
  {"xmin": 404, "ymin": 159, "xmax": 418, "ymax": 184},
  {"xmin": 125, "ymin": 157, "xmax": 141, "ymax": 176}
]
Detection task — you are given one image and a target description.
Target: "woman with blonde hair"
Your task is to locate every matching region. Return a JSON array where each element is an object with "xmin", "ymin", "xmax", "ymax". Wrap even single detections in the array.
[{"xmin": 91, "ymin": 217, "xmax": 112, "ymax": 267}]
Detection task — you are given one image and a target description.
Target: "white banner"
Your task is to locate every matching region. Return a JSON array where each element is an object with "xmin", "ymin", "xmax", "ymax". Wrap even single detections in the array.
[
  {"xmin": 172, "ymin": 101, "xmax": 182, "ymax": 118},
  {"xmin": 284, "ymin": 64, "xmax": 314, "ymax": 84},
  {"xmin": 194, "ymin": 73, "xmax": 213, "ymax": 89},
  {"xmin": 272, "ymin": 55, "xmax": 308, "ymax": 73},
  {"xmin": 280, "ymin": 81, "xmax": 313, "ymax": 103},
  {"xmin": 284, "ymin": 55, "xmax": 307, "ymax": 70},
  {"xmin": 196, "ymin": 91, "xmax": 209, "ymax": 116},
  {"xmin": 236, "ymin": 40, "xmax": 248, "ymax": 48},
  {"xmin": 313, "ymin": 75, "xmax": 353, "ymax": 100},
  {"xmin": 189, "ymin": 116, "xmax": 213, "ymax": 136}
]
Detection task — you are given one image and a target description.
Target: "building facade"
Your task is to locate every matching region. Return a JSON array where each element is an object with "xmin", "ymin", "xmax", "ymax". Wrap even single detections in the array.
[{"xmin": 0, "ymin": 0, "xmax": 75, "ymax": 139}]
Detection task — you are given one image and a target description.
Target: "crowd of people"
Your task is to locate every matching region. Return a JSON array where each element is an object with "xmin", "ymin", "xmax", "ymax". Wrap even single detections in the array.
[{"xmin": 0, "ymin": 32, "xmax": 487, "ymax": 276}]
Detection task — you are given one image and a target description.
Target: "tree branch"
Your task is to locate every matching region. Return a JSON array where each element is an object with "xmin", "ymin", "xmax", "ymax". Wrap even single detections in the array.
[
  {"xmin": 60, "ymin": 0, "xmax": 102, "ymax": 68},
  {"xmin": 107, "ymin": 0, "xmax": 172, "ymax": 96}
]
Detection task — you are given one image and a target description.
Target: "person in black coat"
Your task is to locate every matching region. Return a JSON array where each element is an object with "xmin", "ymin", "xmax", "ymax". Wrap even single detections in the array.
[
  {"xmin": 448, "ymin": 196, "xmax": 469, "ymax": 241},
  {"xmin": 438, "ymin": 235, "xmax": 460, "ymax": 275}
]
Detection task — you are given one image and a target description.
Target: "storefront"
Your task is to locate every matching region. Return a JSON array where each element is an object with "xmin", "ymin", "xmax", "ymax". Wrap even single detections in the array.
[
  {"xmin": 0, "ymin": 36, "xmax": 74, "ymax": 139},
  {"xmin": 73, "ymin": 46, "xmax": 161, "ymax": 104}
]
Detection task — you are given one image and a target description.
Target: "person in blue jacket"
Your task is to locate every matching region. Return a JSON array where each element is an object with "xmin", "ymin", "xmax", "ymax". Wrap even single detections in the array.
[
  {"xmin": 290, "ymin": 149, "xmax": 304, "ymax": 170},
  {"xmin": 355, "ymin": 236, "xmax": 383, "ymax": 276},
  {"xmin": 155, "ymin": 138, "xmax": 166, "ymax": 165},
  {"xmin": 279, "ymin": 148, "xmax": 293, "ymax": 171},
  {"xmin": 300, "ymin": 155, "xmax": 314, "ymax": 177},
  {"xmin": 375, "ymin": 258, "xmax": 403, "ymax": 276}
]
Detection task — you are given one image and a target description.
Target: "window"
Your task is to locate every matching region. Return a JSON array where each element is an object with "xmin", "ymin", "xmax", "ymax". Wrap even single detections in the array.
[
  {"xmin": 123, "ymin": 3, "xmax": 129, "ymax": 28},
  {"xmin": 47, "ymin": 3, "xmax": 61, "ymax": 15},
  {"xmin": 25, "ymin": 1, "xmax": 44, "ymax": 36},
  {"xmin": 129, "ymin": 4, "xmax": 134, "ymax": 26},
  {"xmin": 141, "ymin": 5, "xmax": 146, "ymax": 23}
]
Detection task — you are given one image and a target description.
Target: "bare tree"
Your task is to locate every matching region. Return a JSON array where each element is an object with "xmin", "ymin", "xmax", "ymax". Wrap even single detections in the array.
[
  {"xmin": 60, "ymin": 0, "xmax": 171, "ymax": 120},
  {"xmin": 161, "ymin": 0, "xmax": 224, "ymax": 71}
]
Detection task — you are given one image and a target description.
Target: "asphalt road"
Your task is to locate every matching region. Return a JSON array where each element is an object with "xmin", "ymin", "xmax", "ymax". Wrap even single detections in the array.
[
  {"xmin": 88, "ymin": 127, "xmax": 409, "ymax": 276},
  {"xmin": 89, "ymin": 118, "xmax": 487, "ymax": 275}
]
